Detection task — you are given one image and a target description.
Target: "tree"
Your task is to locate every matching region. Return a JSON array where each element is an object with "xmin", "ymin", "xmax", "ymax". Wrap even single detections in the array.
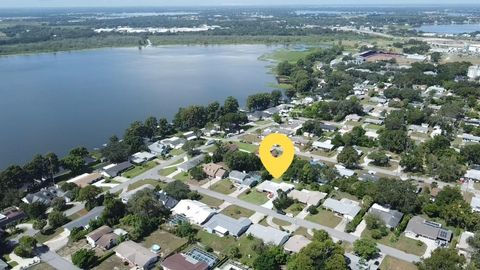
[
  {"xmin": 24, "ymin": 154, "xmax": 46, "ymax": 180},
  {"xmin": 272, "ymin": 113, "xmax": 282, "ymax": 124},
  {"xmin": 379, "ymin": 130, "xmax": 409, "ymax": 153},
  {"xmin": 337, "ymin": 146, "xmax": 360, "ymax": 169},
  {"xmin": 270, "ymin": 90, "xmax": 282, "ymax": 106},
  {"xmin": 62, "ymin": 154, "xmax": 86, "ymax": 175},
  {"xmin": 417, "ymin": 248, "xmax": 465, "ymax": 270},
  {"xmin": 461, "ymin": 144, "xmax": 480, "ymax": 165},
  {"xmin": 101, "ymin": 195, "xmax": 126, "ymax": 226},
  {"xmin": 72, "ymin": 249, "xmax": 98, "ymax": 269},
  {"xmin": 189, "ymin": 166, "xmax": 206, "ymax": 181},
  {"xmin": 431, "ymin": 52, "xmax": 442, "ymax": 63},
  {"xmin": 22, "ymin": 202, "xmax": 47, "ymax": 220},
  {"xmin": 273, "ymin": 190, "xmax": 294, "ymax": 210},
  {"xmin": 253, "ymin": 246, "xmax": 287, "ymax": 270},
  {"xmin": 156, "ymin": 118, "xmax": 174, "ymax": 138},
  {"xmin": 32, "ymin": 219, "xmax": 47, "ymax": 230},
  {"xmin": 101, "ymin": 135, "xmax": 130, "ymax": 163},
  {"xmin": 219, "ymin": 112, "xmax": 248, "ymax": 131},
  {"xmin": 45, "ymin": 152, "xmax": 60, "ymax": 180},
  {"xmin": 77, "ymin": 185, "xmax": 102, "ymax": 210},
  {"xmin": 373, "ymin": 178, "xmax": 421, "ymax": 214},
  {"xmin": 364, "ymin": 214, "xmax": 388, "ymax": 239},
  {"xmin": 353, "ymin": 238, "xmax": 379, "ymax": 260},
  {"xmin": 51, "ymin": 197, "xmax": 67, "ymax": 211},
  {"xmin": 175, "ymin": 221, "xmax": 197, "ymax": 243},
  {"xmin": 400, "ymin": 148, "xmax": 424, "ymax": 172},
  {"xmin": 223, "ymin": 96, "xmax": 239, "ymax": 114},
  {"xmin": 368, "ymin": 151, "xmax": 389, "ymax": 167},
  {"xmin": 174, "ymin": 105, "xmax": 208, "ymax": 130},
  {"xmin": 14, "ymin": 236, "xmax": 37, "ymax": 258},
  {"xmin": 144, "ymin": 116, "xmax": 158, "ymax": 139},
  {"xmin": 48, "ymin": 210, "xmax": 69, "ymax": 228},
  {"xmin": 277, "ymin": 61, "xmax": 294, "ymax": 76},
  {"xmin": 127, "ymin": 189, "xmax": 170, "ymax": 219},
  {"xmin": 224, "ymin": 151, "xmax": 262, "ymax": 172},
  {"xmin": 164, "ymin": 180, "xmax": 191, "ymax": 200}
]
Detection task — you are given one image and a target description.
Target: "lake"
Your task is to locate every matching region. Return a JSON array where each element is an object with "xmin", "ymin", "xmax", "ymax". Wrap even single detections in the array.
[
  {"xmin": 416, "ymin": 23, "xmax": 480, "ymax": 34},
  {"xmin": 0, "ymin": 45, "xmax": 277, "ymax": 169}
]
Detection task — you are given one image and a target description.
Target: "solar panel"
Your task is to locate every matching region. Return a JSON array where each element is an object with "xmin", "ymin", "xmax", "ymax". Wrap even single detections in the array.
[{"xmin": 184, "ymin": 247, "xmax": 218, "ymax": 267}]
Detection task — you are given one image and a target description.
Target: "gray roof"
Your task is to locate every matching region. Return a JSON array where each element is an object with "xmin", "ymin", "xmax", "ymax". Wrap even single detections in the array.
[
  {"xmin": 115, "ymin": 240, "xmax": 158, "ymax": 268},
  {"xmin": 203, "ymin": 214, "xmax": 252, "ymax": 237},
  {"xmin": 229, "ymin": 170, "xmax": 248, "ymax": 182},
  {"xmin": 158, "ymin": 191, "xmax": 179, "ymax": 209},
  {"xmin": 368, "ymin": 204, "xmax": 404, "ymax": 228},
  {"xmin": 0, "ymin": 259, "xmax": 8, "ymax": 270},
  {"xmin": 405, "ymin": 216, "xmax": 452, "ymax": 242},
  {"xmin": 245, "ymin": 224, "xmax": 290, "ymax": 246},
  {"xmin": 23, "ymin": 187, "xmax": 69, "ymax": 206},
  {"xmin": 323, "ymin": 198, "xmax": 361, "ymax": 219},
  {"xmin": 63, "ymin": 206, "xmax": 105, "ymax": 231},
  {"xmin": 178, "ymin": 155, "xmax": 205, "ymax": 172},
  {"xmin": 283, "ymin": 235, "xmax": 312, "ymax": 253},
  {"xmin": 105, "ymin": 161, "xmax": 133, "ymax": 177}
]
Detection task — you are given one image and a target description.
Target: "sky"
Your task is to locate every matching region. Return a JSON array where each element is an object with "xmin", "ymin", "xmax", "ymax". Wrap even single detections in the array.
[{"xmin": 1, "ymin": 0, "xmax": 480, "ymax": 8}]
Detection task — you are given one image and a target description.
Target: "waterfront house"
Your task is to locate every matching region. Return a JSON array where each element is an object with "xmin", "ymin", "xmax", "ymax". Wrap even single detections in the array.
[{"xmin": 103, "ymin": 161, "xmax": 133, "ymax": 177}]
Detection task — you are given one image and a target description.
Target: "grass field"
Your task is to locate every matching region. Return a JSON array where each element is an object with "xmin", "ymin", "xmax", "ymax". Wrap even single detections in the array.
[
  {"xmin": 380, "ymin": 256, "xmax": 418, "ymax": 270},
  {"xmin": 141, "ymin": 229, "xmax": 188, "ymax": 258},
  {"xmin": 362, "ymin": 230, "xmax": 426, "ymax": 256},
  {"xmin": 286, "ymin": 203, "xmax": 305, "ymax": 216},
  {"xmin": 196, "ymin": 231, "xmax": 263, "ymax": 266},
  {"xmin": 169, "ymin": 148, "xmax": 185, "ymax": 156},
  {"xmin": 220, "ymin": 205, "xmax": 255, "ymax": 219},
  {"xmin": 294, "ymin": 227, "xmax": 312, "ymax": 240},
  {"xmin": 94, "ymin": 254, "xmax": 130, "ymax": 270},
  {"xmin": 122, "ymin": 161, "xmax": 157, "ymax": 178},
  {"xmin": 199, "ymin": 194, "xmax": 224, "ymax": 208},
  {"xmin": 127, "ymin": 179, "xmax": 164, "ymax": 191},
  {"xmin": 273, "ymin": 218, "xmax": 291, "ymax": 227},
  {"xmin": 209, "ymin": 179, "xmax": 236, "ymax": 195},
  {"xmin": 239, "ymin": 189, "xmax": 269, "ymax": 205},
  {"xmin": 174, "ymin": 172, "xmax": 190, "ymax": 181},
  {"xmin": 234, "ymin": 142, "xmax": 258, "ymax": 153},
  {"xmin": 35, "ymin": 227, "xmax": 64, "ymax": 243},
  {"xmin": 261, "ymin": 48, "xmax": 315, "ymax": 63},
  {"xmin": 159, "ymin": 166, "xmax": 178, "ymax": 176},
  {"xmin": 305, "ymin": 209, "xmax": 342, "ymax": 228}
]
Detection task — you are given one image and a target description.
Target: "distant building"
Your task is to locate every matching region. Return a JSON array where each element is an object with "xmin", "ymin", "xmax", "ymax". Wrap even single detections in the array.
[
  {"xmin": 178, "ymin": 155, "xmax": 205, "ymax": 172},
  {"xmin": 288, "ymin": 189, "xmax": 327, "ymax": 206},
  {"xmin": 229, "ymin": 171, "xmax": 259, "ymax": 187},
  {"xmin": 368, "ymin": 203, "xmax": 404, "ymax": 228},
  {"xmin": 245, "ymin": 224, "xmax": 290, "ymax": 246},
  {"xmin": 161, "ymin": 137, "xmax": 186, "ymax": 149},
  {"xmin": 115, "ymin": 240, "xmax": 158, "ymax": 270},
  {"xmin": 157, "ymin": 191, "xmax": 179, "ymax": 209},
  {"xmin": 256, "ymin": 181, "xmax": 294, "ymax": 196},
  {"xmin": 148, "ymin": 141, "xmax": 169, "ymax": 155},
  {"xmin": 323, "ymin": 198, "xmax": 361, "ymax": 220},
  {"xmin": 0, "ymin": 207, "xmax": 26, "ymax": 229},
  {"xmin": 86, "ymin": 225, "xmax": 119, "ymax": 250},
  {"xmin": 462, "ymin": 133, "xmax": 480, "ymax": 143},
  {"xmin": 312, "ymin": 140, "xmax": 335, "ymax": 151},
  {"xmin": 468, "ymin": 65, "xmax": 480, "ymax": 80}
]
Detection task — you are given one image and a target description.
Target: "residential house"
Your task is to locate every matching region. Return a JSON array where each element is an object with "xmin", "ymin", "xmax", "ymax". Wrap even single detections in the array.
[
  {"xmin": 66, "ymin": 173, "xmax": 103, "ymax": 188},
  {"xmin": 229, "ymin": 170, "xmax": 258, "ymax": 187},
  {"xmin": 203, "ymin": 214, "xmax": 252, "ymax": 237},
  {"xmin": 247, "ymin": 111, "xmax": 270, "ymax": 122},
  {"xmin": 345, "ymin": 252, "xmax": 380, "ymax": 270},
  {"xmin": 312, "ymin": 140, "xmax": 335, "ymax": 151},
  {"xmin": 463, "ymin": 133, "xmax": 480, "ymax": 143},
  {"xmin": 335, "ymin": 165, "xmax": 355, "ymax": 178},
  {"xmin": 103, "ymin": 161, "xmax": 134, "ymax": 177},
  {"xmin": 148, "ymin": 141, "xmax": 169, "ymax": 155},
  {"xmin": 288, "ymin": 189, "xmax": 327, "ymax": 206},
  {"xmin": 283, "ymin": 235, "xmax": 312, "ymax": 253},
  {"xmin": 22, "ymin": 186, "xmax": 71, "ymax": 206},
  {"xmin": 178, "ymin": 155, "xmax": 205, "ymax": 172},
  {"xmin": 161, "ymin": 137, "xmax": 186, "ymax": 149},
  {"xmin": 0, "ymin": 259, "xmax": 7, "ymax": 270},
  {"xmin": 345, "ymin": 114, "xmax": 362, "ymax": 122},
  {"xmin": 215, "ymin": 260, "xmax": 249, "ymax": 270},
  {"xmin": 63, "ymin": 206, "xmax": 105, "ymax": 233},
  {"xmin": 405, "ymin": 216, "xmax": 452, "ymax": 244},
  {"xmin": 86, "ymin": 225, "xmax": 118, "ymax": 250},
  {"xmin": 161, "ymin": 253, "xmax": 208, "ymax": 270},
  {"xmin": 322, "ymin": 198, "xmax": 361, "ymax": 220},
  {"xmin": 184, "ymin": 131, "xmax": 199, "ymax": 141},
  {"xmin": 171, "ymin": 200, "xmax": 215, "ymax": 225},
  {"xmin": 183, "ymin": 247, "xmax": 219, "ymax": 269},
  {"xmin": 464, "ymin": 168, "xmax": 480, "ymax": 181},
  {"xmin": 370, "ymin": 96, "xmax": 388, "ymax": 104},
  {"xmin": 256, "ymin": 181, "xmax": 294, "ymax": 196},
  {"xmin": 115, "ymin": 241, "xmax": 158, "ymax": 270},
  {"xmin": 358, "ymin": 173, "xmax": 380, "ymax": 182},
  {"xmin": 0, "ymin": 207, "xmax": 26, "ymax": 229},
  {"xmin": 157, "ymin": 191, "xmax": 179, "ymax": 209},
  {"xmin": 364, "ymin": 118, "xmax": 384, "ymax": 125},
  {"xmin": 203, "ymin": 163, "xmax": 227, "ymax": 180},
  {"xmin": 319, "ymin": 124, "xmax": 337, "ymax": 132},
  {"xmin": 368, "ymin": 203, "xmax": 404, "ymax": 228},
  {"xmin": 131, "ymin": 152, "xmax": 156, "ymax": 165},
  {"xmin": 408, "ymin": 124, "xmax": 429, "ymax": 134},
  {"xmin": 245, "ymin": 224, "xmax": 290, "ymax": 246},
  {"xmin": 121, "ymin": 184, "xmax": 155, "ymax": 204},
  {"xmin": 471, "ymin": 196, "xmax": 480, "ymax": 213}
]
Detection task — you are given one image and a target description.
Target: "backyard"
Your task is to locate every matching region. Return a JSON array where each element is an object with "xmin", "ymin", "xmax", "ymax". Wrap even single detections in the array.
[
  {"xmin": 362, "ymin": 229, "xmax": 427, "ymax": 256},
  {"xmin": 238, "ymin": 189, "xmax": 269, "ymax": 205},
  {"xmin": 141, "ymin": 229, "xmax": 188, "ymax": 258},
  {"xmin": 380, "ymin": 256, "xmax": 418, "ymax": 270},
  {"xmin": 233, "ymin": 142, "xmax": 258, "ymax": 153},
  {"xmin": 209, "ymin": 179, "xmax": 236, "ymax": 195},
  {"xmin": 305, "ymin": 209, "xmax": 342, "ymax": 228},
  {"xmin": 220, "ymin": 205, "xmax": 255, "ymax": 219}
]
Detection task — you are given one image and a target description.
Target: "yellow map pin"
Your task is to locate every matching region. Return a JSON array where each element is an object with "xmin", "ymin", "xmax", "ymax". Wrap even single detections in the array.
[{"xmin": 259, "ymin": 133, "xmax": 295, "ymax": 179}]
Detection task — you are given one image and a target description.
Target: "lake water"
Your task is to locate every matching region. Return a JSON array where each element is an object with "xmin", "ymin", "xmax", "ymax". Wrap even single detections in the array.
[
  {"xmin": 416, "ymin": 23, "xmax": 480, "ymax": 34},
  {"xmin": 0, "ymin": 45, "xmax": 277, "ymax": 169}
]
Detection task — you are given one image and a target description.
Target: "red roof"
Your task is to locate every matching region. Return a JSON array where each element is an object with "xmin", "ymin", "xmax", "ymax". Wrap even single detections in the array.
[{"xmin": 161, "ymin": 254, "xmax": 208, "ymax": 270}]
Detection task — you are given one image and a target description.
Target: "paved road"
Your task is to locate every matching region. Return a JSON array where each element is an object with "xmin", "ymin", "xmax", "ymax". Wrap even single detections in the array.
[
  {"xmin": 37, "ymin": 246, "xmax": 80, "ymax": 270},
  {"xmin": 190, "ymin": 185, "xmax": 421, "ymax": 263}
]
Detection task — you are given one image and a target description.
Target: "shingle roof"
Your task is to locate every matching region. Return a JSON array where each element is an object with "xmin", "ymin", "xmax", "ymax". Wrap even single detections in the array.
[
  {"xmin": 245, "ymin": 224, "xmax": 290, "ymax": 246},
  {"xmin": 406, "ymin": 216, "xmax": 452, "ymax": 241},
  {"xmin": 368, "ymin": 203, "xmax": 404, "ymax": 228},
  {"xmin": 283, "ymin": 235, "xmax": 311, "ymax": 253},
  {"xmin": 178, "ymin": 155, "xmax": 205, "ymax": 172},
  {"xmin": 322, "ymin": 198, "xmax": 361, "ymax": 219},
  {"xmin": 105, "ymin": 161, "xmax": 133, "ymax": 177},
  {"xmin": 288, "ymin": 189, "xmax": 327, "ymax": 206},
  {"xmin": 161, "ymin": 253, "xmax": 208, "ymax": 270},
  {"xmin": 115, "ymin": 240, "xmax": 158, "ymax": 268},
  {"xmin": 63, "ymin": 206, "xmax": 105, "ymax": 231},
  {"xmin": 203, "ymin": 214, "xmax": 252, "ymax": 237}
]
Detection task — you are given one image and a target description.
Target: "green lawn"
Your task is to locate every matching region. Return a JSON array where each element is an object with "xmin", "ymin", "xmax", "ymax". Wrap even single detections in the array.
[
  {"xmin": 199, "ymin": 195, "xmax": 224, "ymax": 208},
  {"xmin": 169, "ymin": 148, "xmax": 185, "ymax": 156},
  {"xmin": 362, "ymin": 229, "xmax": 426, "ymax": 256},
  {"xmin": 305, "ymin": 209, "xmax": 342, "ymax": 228},
  {"xmin": 380, "ymin": 256, "xmax": 418, "ymax": 270},
  {"xmin": 127, "ymin": 179, "xmax": 164, "ymax": 191},
  {"xmin": 159, "ymin": 166, "xmax": 178, "ymax": 176},
  {"xmin": 35, "ymin": 227, "xmax": 64, "ymax": 243},
  {"xmin": 261, "ymin": 48, "xmax": 314, "ymax": 63},
  {"xmin": 286, "ymin": 203, "xmax": 306, "ymax": 217},
  {"xmin": 93, "ymin": 254, "xmax": 130, "ymax": 270},
  {"xmin": 239, "ymin": 189, "xmax": 269, "ymax": 205},
  {"xmin": 122, "ymin": 161, "xmax": 157, "ymax": 178},
  {"xmin": 141, "ymin": 229, "xmax": 188, "ymax": 258},
  {"xmin": 273, "ymin": 218, "xmax": 291, "ymax": 227},
  {"xmin": 174, "ymin": 172, "xmax": 190, "ymax": 181},
  {"xmin": 209, "ymin": 179, "xmax": 236, "ymax": 195},
  {"xmin": 220, "ymin": 205, "xmax": 255, "ymax": 219},
  {"xmin": 365, "ymin": 124, "xmax": 382, "ymax": 130},
  {"xmin": 294, "ymin": 227, "xmax": 312, "ymax": 240},
  {"xmin": 234, "ymin": 142, "xmax": 258, "ymax": 153},
  {"xmin": 196, "ymin": 231, "xmax": 263, "ymax": 267}
]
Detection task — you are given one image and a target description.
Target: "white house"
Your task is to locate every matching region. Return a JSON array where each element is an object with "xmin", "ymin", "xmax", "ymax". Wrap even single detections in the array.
[{"xmin": 171, "ymin": 200, "xmax": 215, "ymax": 225}]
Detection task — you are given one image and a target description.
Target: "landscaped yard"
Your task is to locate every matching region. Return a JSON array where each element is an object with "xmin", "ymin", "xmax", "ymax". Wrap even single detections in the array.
[
  {"xmin": 159, "ymin": 166, "xmax": 178, "ymax": 176},
  {"xmin": 238, "ymin": 189, "xmax": 269, "ymax": 205},
  {"xmin": 199, "ymin": 195, "xmax": 224, "ymax": 208},
  {"xmin": 294, "ymin": 227, "xmax": 312, "ymax": 240},
  {"xmin": 239, "ymin": 134, "xmax": 261, "ymax": 143},
  {"xmin": 272, "ymin": 218, "xmax": 291, "ymax": 227},
  {"xmin": 174, "ymin": 172, "xmax": 190, "ymax": 181},
  {"xmin": 362, "ymin": 230, "xmax": 426, "ymax": 256},
  {"xmin": 209, "ymin": 179, "xmax": 236, "ymax": 195},
  {"xmin": 305, "ymin": 209, "xmax": 342, "ymax": 228},
  {"xmin": 286, "ymin": 203, "xmax": 305, "ymax": 216},
  {"xmin": 93, "ymin": 254, "xmax": 130, "ymax": 270},
  {"xmin": 220, "ymin": 205, "xmax": 255, "ymax": 219},
  {"xmin": 127, "ymin": 179, "xmax": 164, "ymax": 191},
  {"xmin": 57, "ymin": 239, "xmax": 90, "ymax": 258},
  {"xmin": 169, "ymin": 148, "xmax": 185, "ymax": 156},
  {"xmin": 35, "ymin": 227, "xmax": 65, "ymax": 243},
  {"xmin": 141, "ymin": 229, "xmax": 188, "ymax": 258},
  {"xmin": 234, "ymin": 142, "xmax": 258, "ymax": 153},
  {"xmin": 122, "ymin": 161, "xmax": 157, "ymax": 178},
  {"xmin": 196, "ymin": 231, "xmax": 263, "ymax": 266},
  {"xmin": 380, "ymin": 256, "xmax": 418, "ymax": 270}
]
